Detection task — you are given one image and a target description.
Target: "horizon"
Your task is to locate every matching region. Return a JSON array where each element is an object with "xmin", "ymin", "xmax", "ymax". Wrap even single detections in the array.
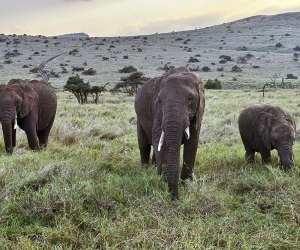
[{"xmin": 1, "ymin": 0, "xmax": 300, "ymax": 37}]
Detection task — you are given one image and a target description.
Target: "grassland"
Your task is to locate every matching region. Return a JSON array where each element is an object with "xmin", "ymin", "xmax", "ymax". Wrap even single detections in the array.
[{"xmin": 0, "ymin": 89, "xmax": 299, "ymax": 249}]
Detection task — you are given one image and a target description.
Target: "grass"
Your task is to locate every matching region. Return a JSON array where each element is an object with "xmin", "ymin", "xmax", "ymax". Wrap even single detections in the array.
[{"xmin": 0, "ymin": 89, "xmax": 299, "ymax": 248}]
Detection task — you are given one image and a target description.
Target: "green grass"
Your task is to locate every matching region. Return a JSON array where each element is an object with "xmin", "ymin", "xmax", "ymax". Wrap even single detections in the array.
[{"xmin": 0, "ymin": 90, "xmax": 299, "ymax": 248}]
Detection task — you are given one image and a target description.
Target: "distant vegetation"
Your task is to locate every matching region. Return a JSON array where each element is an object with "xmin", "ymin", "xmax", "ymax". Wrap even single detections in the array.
[
  {"xmin": 112, "ymin": 71, "xmax": 149, "ymax": 96},
  {"xmin": 64, "ymin": 75, "xmax": 106, "ymax": 104},
  {"xmin": 205, "ymin": 78, "xmax": 222, "ymax": 89}
]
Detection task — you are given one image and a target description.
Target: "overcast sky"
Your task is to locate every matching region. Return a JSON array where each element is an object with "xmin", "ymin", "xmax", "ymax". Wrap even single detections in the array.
[{"xmin": 1, "ymin": 0, "xmax": 299, "ymax": 37}]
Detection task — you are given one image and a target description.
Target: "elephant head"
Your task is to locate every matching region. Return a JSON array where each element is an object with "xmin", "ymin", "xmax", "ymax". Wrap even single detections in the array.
[
  {"xmin": 0, "ymin": 80, "xmax": 37, "ymax": 153},
  {"xmin": 257, "ymin": 109, "xmax": 296, "ymax": 169},
  {"xmin": 155, "ymin": 68, "xmax": 205, "ymax": 198}
]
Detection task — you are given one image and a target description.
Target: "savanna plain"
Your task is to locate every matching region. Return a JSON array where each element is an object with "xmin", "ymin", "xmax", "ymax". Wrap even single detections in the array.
[
  {"xmin": 0, "ymin": 90, "xmax": 299, "ymax": 249},
  {"xmin": 0, "ymin": 12, "xmax": 300, "ymax": 249}
]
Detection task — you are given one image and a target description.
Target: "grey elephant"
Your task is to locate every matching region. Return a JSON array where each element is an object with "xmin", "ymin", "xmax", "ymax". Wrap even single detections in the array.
[
  {"xmin": 0, "ymin": 79, "xmax": 57, "ymax": 154},
  {"xmin": 238, "ymin": 103, "xmax": 296, "ymax": 169},
  {"xmin": 135, "ymin": 67, "xmax": 205, "ymax": 199}
]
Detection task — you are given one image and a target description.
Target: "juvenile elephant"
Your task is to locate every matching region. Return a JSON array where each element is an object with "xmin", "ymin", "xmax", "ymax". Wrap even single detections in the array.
[
  {"xmin": 0, "ymin": 79, "xmax": 57, "ymax": 154},
  {"xmin": 238, "ymin": 103, "xmax": 296, "ymax": 169},
  {"xmin": 135, "ymin": 67, "xmax": 205, "ymax": 198}
]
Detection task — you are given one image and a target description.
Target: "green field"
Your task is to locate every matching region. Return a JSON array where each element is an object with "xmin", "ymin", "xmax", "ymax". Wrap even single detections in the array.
[{"xmin": 0, "ymin": 89, "xmax": 299, "ymax": 249}]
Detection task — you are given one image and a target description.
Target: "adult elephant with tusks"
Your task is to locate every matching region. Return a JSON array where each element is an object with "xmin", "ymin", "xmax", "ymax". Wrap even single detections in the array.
[
  {"xmin": 0, "ymin": 79, "xmax": 57, "ymax": 154},
  {"xmin": 135, "ymin": 67, "xmax": 205, "ymax": 199}
]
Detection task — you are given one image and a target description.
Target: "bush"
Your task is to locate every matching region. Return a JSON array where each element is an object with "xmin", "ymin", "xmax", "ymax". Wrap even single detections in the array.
[
  {"xmin": 118, "ymin": 66, "xmax": 137, "ymax": 73},
  {"xmin": 286, "ymin": 74, "xmax": 298, "ymax": 80},
  {"xmin": 219, "ymin": 55, "xmax": 232, "ymax": 61},
  {"xmin": 158, "ymin": 63, "xmax": 175, "ymax": 72},
  {"xmin": 275, "ymin": 43, "xmax": 283, "ymax": 48},
  {"xmin": 205, "ymin": 78, "xmax": 222, "ymax": 89},
  {"xmin": 293, "ymin": 46, "xmax": 300, "ymax": 51},
  {"xmin": 202, "ymin": 66, "xmax": 211, "ymax": 72},
  {"xmin": 188, "ymin": 57, "xmax": 199, "ymax": 63},
  {"xmin": 69, "ymin": 49, "xmax": 79, "ymax": 56},
  {"xmin": 72, "ymin": 67, "xmax": 84, "ymax": 72},
  {"xmin": 82, "ymin": 68, "xmax": 97, "ymax": 75},
  {"xmin": 231, "ymin": 65, "xmax": 242, "ymax": 72}
]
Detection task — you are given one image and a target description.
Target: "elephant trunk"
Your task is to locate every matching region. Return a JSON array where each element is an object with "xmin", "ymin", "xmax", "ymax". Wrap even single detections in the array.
[
  {"xmin": 163, "ymin": 104, "xmax": 186, "ymax": 199},
  {"xmin": 1, "ymin": 121, "xmax": 13, "ymax": 154},
  {"xmin": 277, "ymin": 143, "xmax": 293, "ymax": 169}
]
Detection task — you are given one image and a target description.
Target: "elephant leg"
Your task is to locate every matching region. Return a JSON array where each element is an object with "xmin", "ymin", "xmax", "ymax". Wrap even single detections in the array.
[
  {"xmin": 245, "ymin": 148, "xmax": 255, "ymax": 163},
  {"xmin": 261, "ymin": 151, "xmax": 271, "ymax": 164},
  {"xmin": 23, "ymin": 119, "xmax": 39, "ymax": 151},
  {"xmin": 137, "ymin": 122, "xmax": 151, "ymax": 164},
  {"xmin": 181, "ymin": 128, "xmax": 199, "ymax": 180},
  {"xmin": 37, "ymin": 115, "xmax": 55, "ymax": 148}
]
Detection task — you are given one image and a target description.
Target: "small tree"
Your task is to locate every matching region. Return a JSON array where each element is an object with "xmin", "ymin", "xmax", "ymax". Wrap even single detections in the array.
[
  {"xmin": 90, "ymin": 86, "xmax": 106, "ymax": 103},
  {"xmin": 112, "ymin": 71, "xmax": 148, "ymax": 96},
  {"xmin": 64, "ymin": 75, "xmax": 90, "ymax": 104}
]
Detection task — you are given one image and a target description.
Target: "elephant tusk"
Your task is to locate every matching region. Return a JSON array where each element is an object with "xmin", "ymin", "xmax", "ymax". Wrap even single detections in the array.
[
  {"xmin": 158, "ymin": 131, "xmax": 165, "ymax": 152},
  {"xmin": 14, "ymin": 115, "xmax": 17, "ymax": 130},
  {"xmin": 184, "ymin": 127, "xmax": 190, "ymax": 139}
]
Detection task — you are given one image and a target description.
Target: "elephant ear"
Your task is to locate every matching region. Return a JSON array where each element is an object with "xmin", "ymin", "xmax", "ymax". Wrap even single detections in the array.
[
  {"xmin": 19, "ymin": 84, "xmax": 38, "ymax": 118},
  {"xmin": 256, "ymin": 113, "xmax": 272, "ymax": 150},
  {"xmin": 285, "ymin": 112, "xmax": 296, "ymax": 130},
  {"xmin": 195, "ymin": 77, "xmax": 205, "ymax": 129}
]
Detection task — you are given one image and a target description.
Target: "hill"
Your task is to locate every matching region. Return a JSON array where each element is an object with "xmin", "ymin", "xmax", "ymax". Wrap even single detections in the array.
[
  {"xmin": 0, "ymin": 12, "xmax": 299, "ymax": 89},
  {"xmin": 58, "ymin": 32, "xmax": 89, "ymax": 38}
]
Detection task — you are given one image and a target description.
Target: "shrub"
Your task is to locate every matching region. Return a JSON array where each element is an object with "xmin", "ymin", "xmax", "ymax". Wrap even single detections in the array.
[
  {"xmin": 237, "ymin": 46, "xmax": 248, "ymax": 51},
  {"xmin": 219, "ymin": 55, "xmax": 232, "ymax": 61},
  {"xmin": 72, "ymin": 67, "xmax": 84, "ymax": 72},
  {"xmin": 118, "ymin": 65, "xmax": 137, "ymax": 73},
  {"xmin": 188, "ymin": 57, "xmax": 199, "ymax": 63},
  {"xmin": 231, "ymin": 65, "xmax": 242, "ymax": 72},
  {"xmin": 158, "ymin": 63, "xmax": 175, "ymax": 72},
  {"xmin": 237, "ymin": 56, "xmax": 247, "ymax": 64},
  {"xmin": 69, "ymin": 49, "xmax": 79, "ymax": 56},
  {"xmin": 205, "ymin": 78, "xmax": 222, "ymax": 89},
  {"xmin": 202, "ymin": 66, "xmax": 211, "ymax": 72},
  {"xmin": 293, "ymin": 46, "xmax": 300, "ymax": 51},
  {"xmin": 275, "ymin": 43, "xmax": 283, "ymax": 48},
  {"xmin": 286, "ymin": 74, "xmax": 298, "ymax": 79},
  {"xmin": 30, "ymin": 67, "xmax": 39, "ymax": 73},
  {"xmin": 82, "ymin": 68, "xmax": 97, "ymax": 75},
  {"xmin": 90, "ymin": 86, "xmax": 106, "ymax": 103}
]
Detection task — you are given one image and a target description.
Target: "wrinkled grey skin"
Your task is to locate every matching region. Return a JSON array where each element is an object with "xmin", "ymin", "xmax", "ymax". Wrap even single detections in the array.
[
  {"xmin": 0, "ymin": 79, "xmax": 57, "ymax": 154},
  {"xmin": 238, "ymin": 103, "xmax": 296, "ymax": 169},
  {"xmin": 135, "ymin": 67, "xmax": 205, "ymax": 199}
]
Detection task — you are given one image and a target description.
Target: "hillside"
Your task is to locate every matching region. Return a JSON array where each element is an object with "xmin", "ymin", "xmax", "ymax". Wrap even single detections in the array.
[{"xmin": 0, "ymin": 12, "xmax": 299, "ymax": 89}]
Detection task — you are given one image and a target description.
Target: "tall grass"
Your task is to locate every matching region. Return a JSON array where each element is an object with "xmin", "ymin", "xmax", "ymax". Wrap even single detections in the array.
[{"xmin": 0, "ymin": 89, "xmax": 299, "ymax": 248}]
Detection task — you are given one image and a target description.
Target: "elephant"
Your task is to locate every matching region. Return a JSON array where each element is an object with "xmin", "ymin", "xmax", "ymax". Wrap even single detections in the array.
[
  {"xmin": 0, "ymin": 79, "xmax": 57, "ymax": 154},
  {"xmin": 238, "ymin": 103, "xmax": 296, "ymax": 169},
  {"xmin": 135, "ymin": 67, "xmax": 205, "ymax": 199}
]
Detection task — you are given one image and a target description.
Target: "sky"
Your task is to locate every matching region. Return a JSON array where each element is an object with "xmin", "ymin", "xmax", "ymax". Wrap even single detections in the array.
[{"xmin": 0, "ymin": 0, "xmax": 299, "ymax": 37}]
